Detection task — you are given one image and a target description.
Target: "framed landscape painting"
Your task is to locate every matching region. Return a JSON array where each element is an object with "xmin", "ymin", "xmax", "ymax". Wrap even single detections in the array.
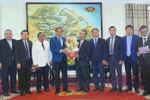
[{"xmin": 26, "ymin": 2, "xmax": 103, "ymax": 42}]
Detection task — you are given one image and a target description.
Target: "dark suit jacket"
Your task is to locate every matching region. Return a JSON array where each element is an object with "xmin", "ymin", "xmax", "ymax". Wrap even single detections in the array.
[
  {"xmin": 50, "ymin": 36, "xmax": 67, "ymax": 62},
  {"xmin": 89, "ymin": 38, "xmax": 106, "ymax": 64},
  {"xmin": 106, "ymin": 35, "xmax": 124, "ymax": 62},
  {"xmin": 136, "ymin": 35, "xmax": 150, "ymax": 66},
  {"xmin": 0, "ymin": 39, "xmax": 17, "ymax": 67},
  {"xmin": 75, "ymin": 39, "xmax": 90, "ymax": 66},
  {"xmin": 122, "ymin": 34, "xmax": 139, "ymax": 62},
  {"xmin": 14, "ymin": 39, "xmax": 32, "ymax": 66}
]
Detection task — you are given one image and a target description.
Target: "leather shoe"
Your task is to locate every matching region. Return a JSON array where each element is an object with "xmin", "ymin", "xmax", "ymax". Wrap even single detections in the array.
[
  {"xmin": 123, "ymin": 87, "xmax": 132, "ymax": 92},
  {"xmin": 100, "ymin": 88, "xmax": 104, "ymax": 92},
  {"xmin": 109, "ymin": 87, "xmax": 117, "ymax": 92},
  {"xmin": 45, "ymin": 89, "xmax": 50, "ymax": 92},
  {"xmin": 4, "ymin": 93, "xmax": 10, "ymax": 96},
  {"xmin": 20, "ymin": 92, "xmax": 25, "ymax": 96},
  {"xmin": 93, "ymin": 86, "xmax": 99, "ymax": 91},
  {"xmin": 63, "ymin": 89, "xmax": 71, "ymax": 93},
  {"xmin": 75, "ymin": 87, "xmax": 84, "ymax": 92},
  {"xmin": 25, "ymin": 90, "xmax": 32, "ymax": 94},
  {"xmin": 118, "ymin": 88, "xmax": 122, "ymax": 94},
  {"xmin": 84, "ymin": 88, "xmax": 89, "ymax": 92},
  {"xmin": 142, "ymin": 91, "xmax": 149, "ymax": 96},
  {"xmin": 37, "ymin": 90, "xmax": 42, "ymax": 94},
  {"xmin": 10, "ymin": 90, "xmax": 19, "ymax": 94},
  {"xmin": 55, "ymin": 90, "xmax": 60, "ymax": 94},
  {"xmin": 135, "ymin": 88, "xmax": 140, "ymax": 94}
]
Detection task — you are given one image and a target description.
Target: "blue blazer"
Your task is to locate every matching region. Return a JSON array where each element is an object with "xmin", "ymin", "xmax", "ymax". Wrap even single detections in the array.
[
  {"xmin": 122, "ymin": 34, "xmax": 139, "ymax": 62},
  {"xmin": 106, "ymin": 35, "xmax": 124, "ymax": 62},
  {"xmin": 89, "ymin": 38, "xmax": 106, "ymax": 64},
  {"xmin": 50, "ymin": 36, "xmax": 67, "ymax": 62}
]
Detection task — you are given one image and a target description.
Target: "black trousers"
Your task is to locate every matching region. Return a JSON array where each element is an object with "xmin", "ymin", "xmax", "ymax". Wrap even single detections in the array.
[
  {"xmin": 124, "ymin": 56, "xmax": 139, "ymax": 89},
  {"xmin": 36, "ymin": 65, "xmax": 50, "ymax": 91},
  {"xmin": 141, "ymin": 57, "xmax": 150, "ymax": 92},
  {"xmin": 18, "ymin": 60, "xmax": 31, "ymax": 93},
  {"xmin": 1, "ymin": 61, "xmax": 17, "ymax": 94},
  {"xmin": 75, "ymin": 61, "xmax": 89, "ymax": 89},
  {"xmin": 54, "ymin": 61, "xmax": 68, "ymax": 90}
]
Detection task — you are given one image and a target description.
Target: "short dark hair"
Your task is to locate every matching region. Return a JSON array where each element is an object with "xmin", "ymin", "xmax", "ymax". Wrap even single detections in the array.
[
  {"xmin": 92, "ymin": 28, "xmax": 99, "ymax": 33},
  {"xmin": 125, "ymin": 25, "xmax": 134, "ymax": 30},
  {"xmin": 37, "ymin": 32, "xmax": 45, "ymax": 37},
  {"xmin": 109, "ymin": 26, "xmax": 116, "ymax": 30},
  {"xmin": 140, "ymin": 25, "xmax": 148, "ymax": 31},
  {"xmin": 21, "ymin": 30, "xmax": 29, "ymax": 35},
  {"xmin": 55, "ymin": 27, "xmax": 63, "ymax": 32},
  {"xmin": 79, "ymin": 30, "xmax": 87, "ymax": 35}
]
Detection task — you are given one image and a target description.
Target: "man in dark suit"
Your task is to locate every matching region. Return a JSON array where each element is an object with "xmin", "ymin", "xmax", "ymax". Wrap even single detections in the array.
[
  {"xmin": 15, "ymin": 30, "xmax": 32, "ymax": 96},
  {"xmin": 50, "ymin": 27, "xmax": 71, "ymax": 94},
  {"xmin": 122, "ymin": 25, "xmax": 140, "ymax": 94},
  {"xmin": 0, "ymin": 29, "xmax": 19, "ymax": 96},
  {"xmin": 89, "ymin": 28, "xmax": 106, "ymax": 92},
  {"xmin": 106, "ymin": 26, "xmax": 124, "ymax": 93},
  {"xmin": 136, "ymin": 25, "xmax": 150, "ymax": 96},
  {"xmin": 75, "ymin": 30, "xmax": 90, "ymax": 92}
]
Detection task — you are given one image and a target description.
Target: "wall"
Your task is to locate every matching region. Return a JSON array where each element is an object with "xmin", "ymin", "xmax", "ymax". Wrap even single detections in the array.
[{"xmin": 0, "ymin": 3, "xmax": 126, "ymax": 39}]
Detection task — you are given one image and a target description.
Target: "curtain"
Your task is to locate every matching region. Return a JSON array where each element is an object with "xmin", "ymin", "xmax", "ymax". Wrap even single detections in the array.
[{"xmin": 125, "ymin": 4, "xmax": 149, "ymax": 35}]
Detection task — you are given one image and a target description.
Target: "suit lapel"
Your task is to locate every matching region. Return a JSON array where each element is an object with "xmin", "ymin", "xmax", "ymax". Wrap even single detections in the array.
[
  {"xmin": 4, "ymin": 39, "xmax": 12, "ymax": 50},
  {"xmin": 146, "ymin": 35, "xmax": 150, "ymax": 45}
]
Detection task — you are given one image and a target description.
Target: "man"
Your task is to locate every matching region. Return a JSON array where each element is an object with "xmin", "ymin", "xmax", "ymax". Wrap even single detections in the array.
[
  {"xmin": 32, "ymin": 32, "xmax": 52, "ymax": 94},
  {"xmin": 0, "ymin": 29, "xmax": 19, "ymax": 96},
  {"xmin": 75, "ymin": 30, "xmax": 90, "ymax": 92},
  {"xmin": 136, "ymin": 25, "xmax": 150, "ymax": 96},
  {"xmin": 50, "ymin": 27, "xmax": 71, "ymax": 94},
  {"xmin": 15, "ymin": 30, "xmax": 32, "ymax": 96},
  {"xmin": 89, "ymin": 28, "xmax": 106, "ymax": 92},
  {"xmin": 106, "ymin": 26, "xmax": 123, "ymax": 93},
  {"xmin": 122, "ymin": 25, "xmax": 140, "ymax": 94}
]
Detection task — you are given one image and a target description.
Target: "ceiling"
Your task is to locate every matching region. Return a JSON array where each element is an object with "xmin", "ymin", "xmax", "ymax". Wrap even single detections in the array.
[{"xmin": 0, "ymin": 0, "xmax": 150, "ymax": 4}]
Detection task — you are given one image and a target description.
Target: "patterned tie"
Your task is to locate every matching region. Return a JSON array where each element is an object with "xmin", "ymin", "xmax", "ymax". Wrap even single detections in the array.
[
  {"xmin": 110, "ymin": 37, "xmax": 114, "ymax": 55},
  {"xmin": 25, "ymin": 41, "xmax": 29, "ymax": 60}
]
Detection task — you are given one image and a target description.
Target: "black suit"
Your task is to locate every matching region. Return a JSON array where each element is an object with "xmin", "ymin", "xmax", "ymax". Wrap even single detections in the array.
[
  {"xmin": 136, "ymin": 36, "xmax": 150, "ymax": 92},
  {"xmin": 75, "ymin": 39, "xmax": 90, "ymax": 89},
  {"xmin": 106, "ymin": 35, "xmax": 124, "ymax": 88},
  {"xmin": 0, "ymin": 39, "xmax": 17, "ymax": 94},
  {"xmin": 14, "ymin": 39, "xmax": 32, "ymax": 93}
]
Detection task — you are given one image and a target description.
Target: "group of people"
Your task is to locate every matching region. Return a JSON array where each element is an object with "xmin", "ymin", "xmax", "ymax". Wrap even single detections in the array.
[{"xmin": 0, "ymin": 25, "xmax": 150, "ymax": 97}]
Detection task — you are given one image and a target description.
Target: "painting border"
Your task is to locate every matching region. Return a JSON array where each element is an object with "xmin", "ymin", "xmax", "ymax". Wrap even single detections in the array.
[{"xmin": 26, "ymin": 2, "xmax": 103, "ymax": 38}]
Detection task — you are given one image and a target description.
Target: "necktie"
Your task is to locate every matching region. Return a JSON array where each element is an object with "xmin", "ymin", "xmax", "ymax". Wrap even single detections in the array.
[
  {"xmin": 110, "ymin": 37, "xmax": 114, "ymax": 55},
  {"xmin": 94, "ymin": 39, "xmax": 97, "ymax": 47},
  {"xmin": 58, "ymin": 38, "xmax": 62, "ymax": 47},
  {"xmin": 25, "ymin": 41, "xmax": 29, "ymax": 60},
  {"xmin": 143, "ymin": 38, "xmax": 147, "ymax": 58},
  {"xmin": 41, "ymin": 41, "xmax": 45, "ymax": 50}
]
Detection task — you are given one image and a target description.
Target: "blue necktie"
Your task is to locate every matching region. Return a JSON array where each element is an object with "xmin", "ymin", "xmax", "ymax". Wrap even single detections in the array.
[{"xmin": 25, "ymin": 41, "xmax": 29, "ymax": 60}]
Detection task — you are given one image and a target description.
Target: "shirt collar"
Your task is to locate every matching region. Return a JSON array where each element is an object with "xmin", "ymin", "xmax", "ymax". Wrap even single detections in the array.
[
  {"xmin": 93, "ymin": 37, "xmax": 98, "ymax": 40},
  {"xmin": 6, "ymin": 39, "xmax": 12, "ymax": 42},
  {"xmin": 142, "ymin": 35, "xmax": 148, "ymax": 39}
]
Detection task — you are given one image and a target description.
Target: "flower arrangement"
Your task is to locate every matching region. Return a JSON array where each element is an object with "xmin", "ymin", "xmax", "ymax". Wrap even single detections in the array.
[{"xmin": 65, "ymin": 36, "xmax": 79, "ymax": 66}]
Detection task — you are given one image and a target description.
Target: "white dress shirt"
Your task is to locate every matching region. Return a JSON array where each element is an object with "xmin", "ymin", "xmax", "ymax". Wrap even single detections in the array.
[
  {"xmin": 32, "ymin": 40, "xmax": 52, "ymax": 67},
  {"xmin": 7, "ymin": 40, "xmax": 12, "ymax": 49}
]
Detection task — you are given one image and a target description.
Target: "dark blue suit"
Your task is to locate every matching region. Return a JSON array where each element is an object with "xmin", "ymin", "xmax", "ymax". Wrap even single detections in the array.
[
  {"xmin": 50, "ymin": 36, "xmax": 68, "ymax": 90},
  {"xmin": 75, "ymin": 40, "xmax": 90, "ymax": 89},
  {"xmin": 106, "ymin": 35, "xmax": 124, "ymax": 88},
  {"xmin": 123, "ymin": 34, "xmax": 139, "ymax": 89},
  {"xmin": 89, "ymin": 38, "xmax": 106, "ymax": 88},
  {"xmin": 0, "ymin": 39, "xmax": 17, "ymax": 94}
]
